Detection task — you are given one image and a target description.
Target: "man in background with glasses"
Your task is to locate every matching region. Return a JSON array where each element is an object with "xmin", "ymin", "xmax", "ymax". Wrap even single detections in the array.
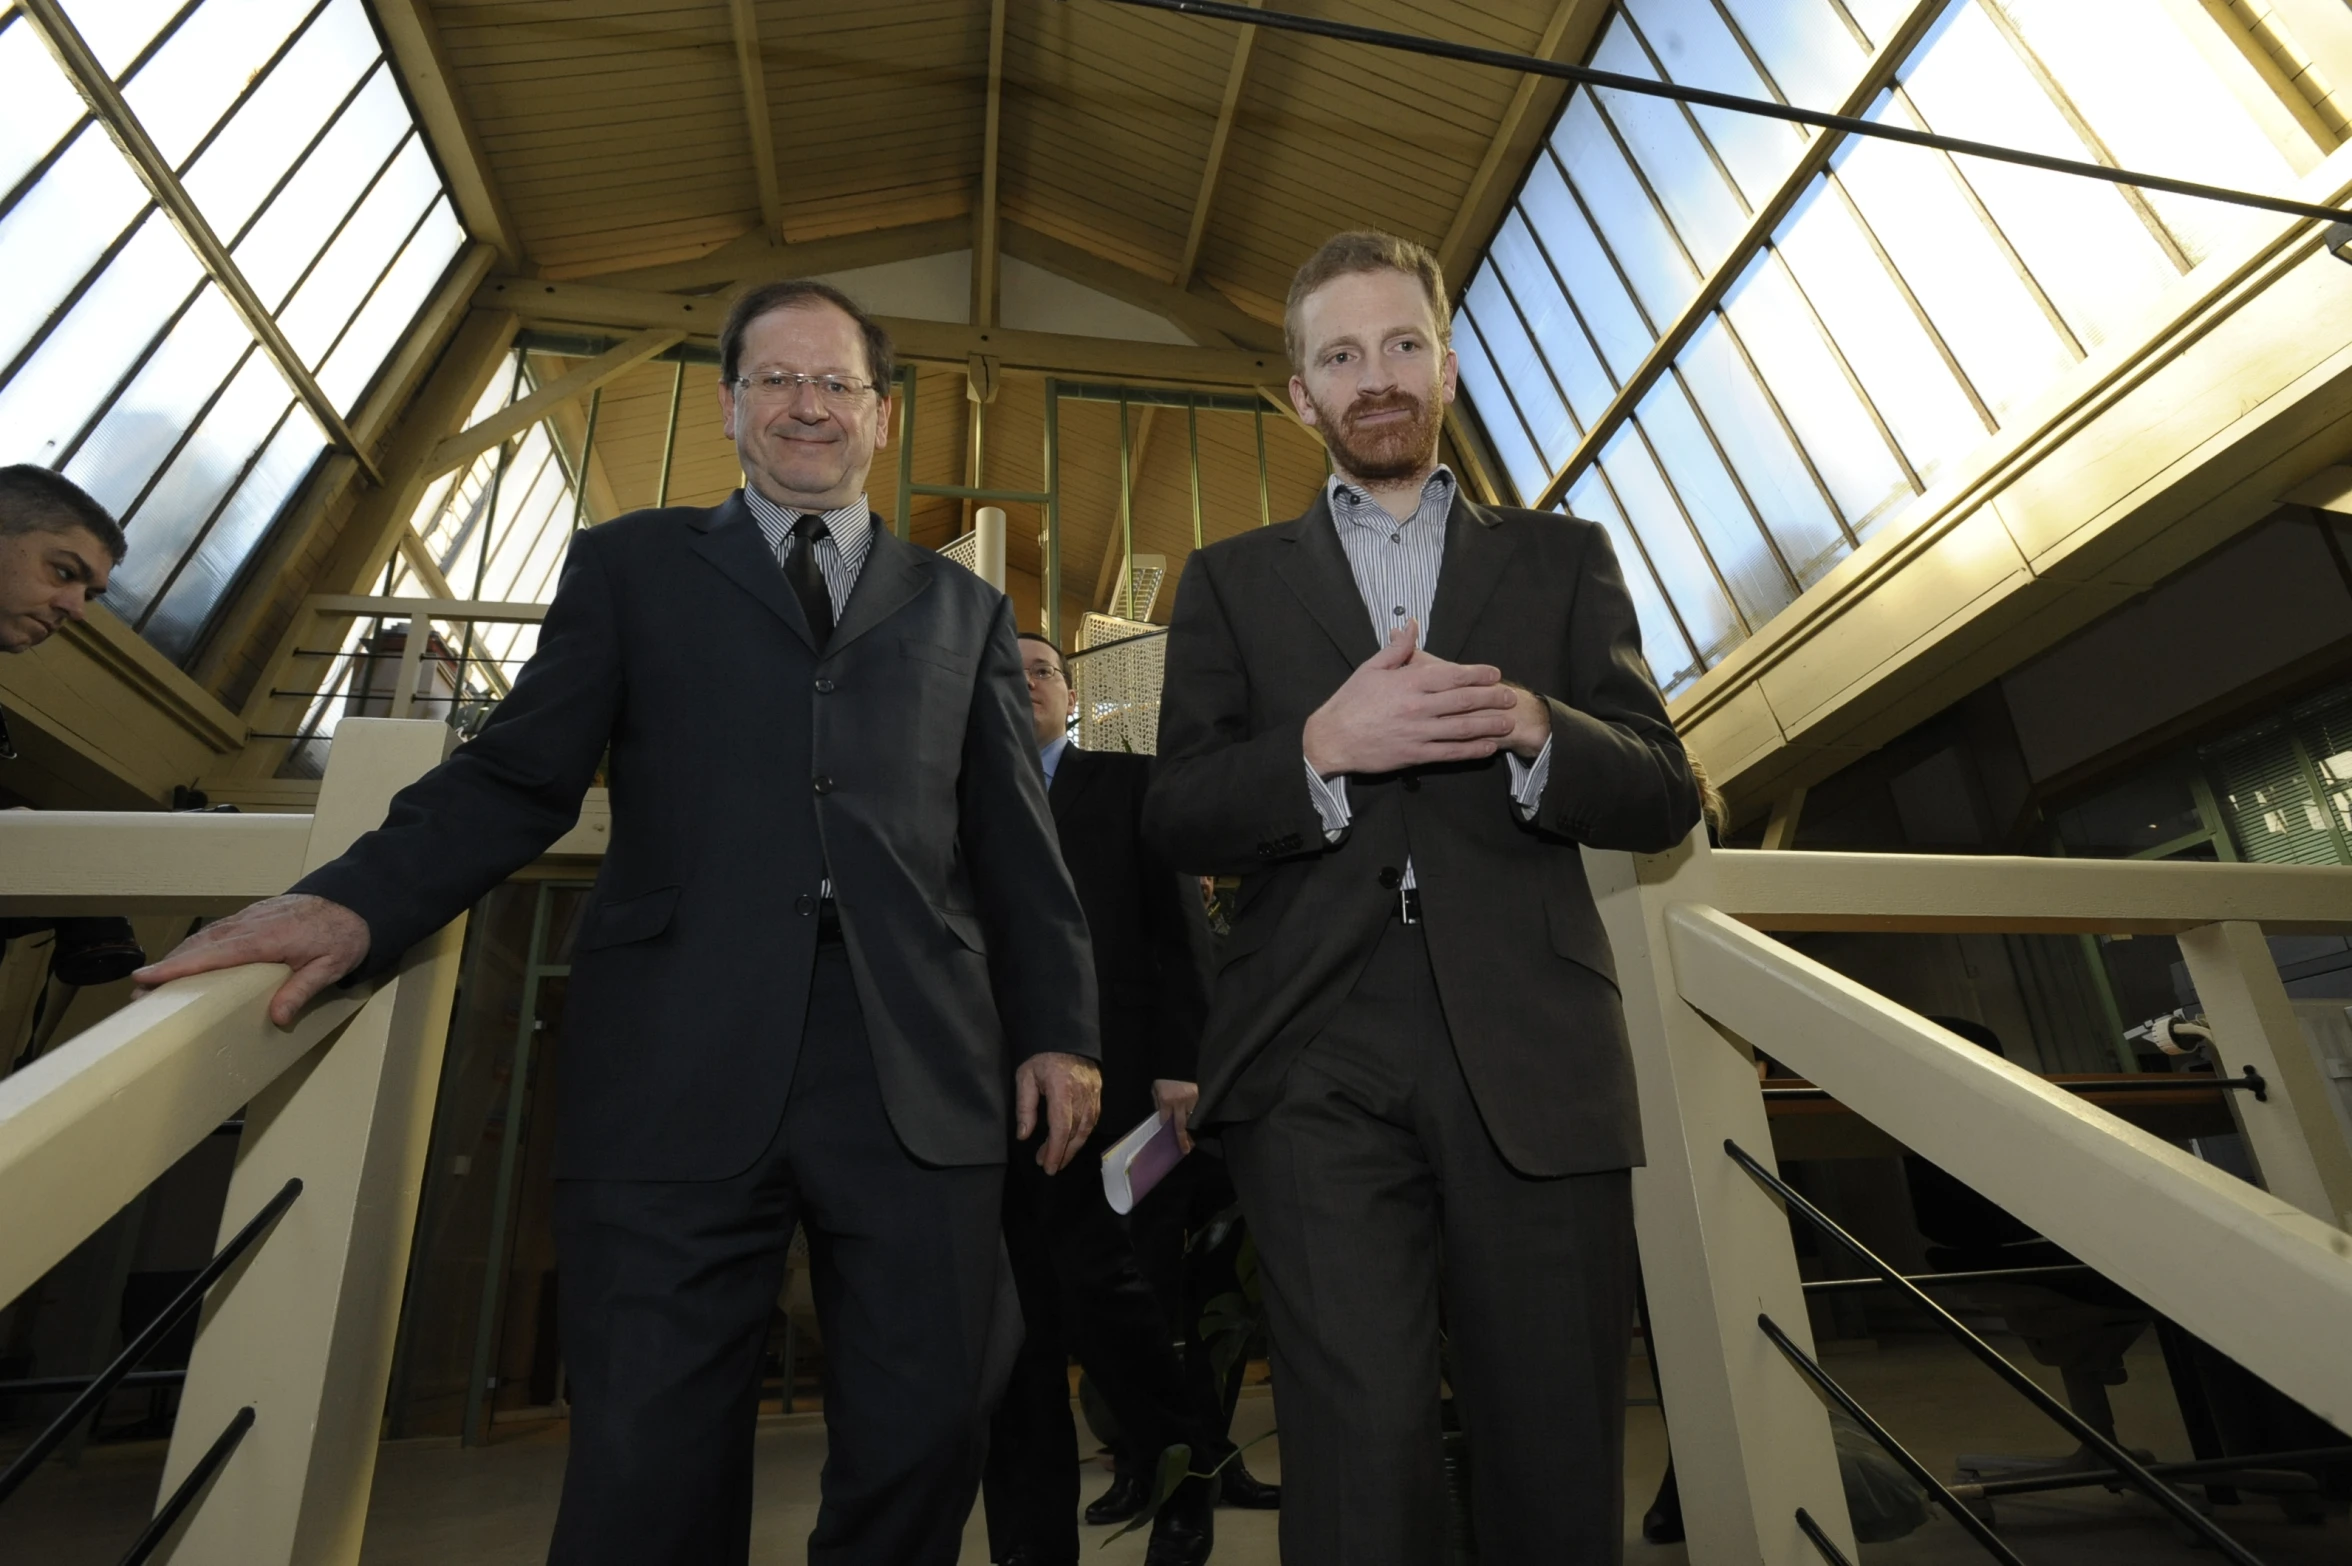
[
  {"xmin": 136, "ymin": 280, "xmax": 1102, "ymax": 1566},
  {"xmin": 982, "ymin": 631, "xmax": 1227, "ymax": 1566}
]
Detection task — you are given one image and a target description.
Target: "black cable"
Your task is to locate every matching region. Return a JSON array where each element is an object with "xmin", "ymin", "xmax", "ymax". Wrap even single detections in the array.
[
  {"xmin": 1090, "ymin": 0, "xmax": 2352, "ymax": 229},
  {"xmin": 115, "ymin": 1407, "xmax": 253, "ymax": 1566}
]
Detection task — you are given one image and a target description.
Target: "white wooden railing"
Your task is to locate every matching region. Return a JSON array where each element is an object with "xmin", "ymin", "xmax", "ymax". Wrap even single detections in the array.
[
  {"xmin": 1600, "ymin": 836, "xmax": 2352, "ymax": 1563},
  {"xmin": 6, "ymin": 744, "xmax": 2352, "ymax": 1564},
  {"xmin": 0, "ymin": 720, "xmax": 462, "ymax": 1565}
]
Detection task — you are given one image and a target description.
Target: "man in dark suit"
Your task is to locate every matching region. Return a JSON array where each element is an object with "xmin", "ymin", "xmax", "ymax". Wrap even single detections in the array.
[
  {"xmin": 1144, "ymin": 232, "xmax": 1699, "ymax": 1565},
  {"xmin": 136, "ymin": 281, "xmax": 1103, "ymax": 1566},
  {"xmin": 982, "ymin": 631, "xmax": 1219, "ymax": 1566}
]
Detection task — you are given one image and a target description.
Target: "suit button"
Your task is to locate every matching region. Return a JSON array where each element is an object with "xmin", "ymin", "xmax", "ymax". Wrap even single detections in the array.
[
  {"xmin": 814, "ymin": 677, "xmax": 835, "ymax": 694},
  {"xmin": 1378, "ymin": 866, "xmax": 1402, "ymax": 889},
  {"xmin": 796, "ymin": 894, "xmax": 815, "ymax": 915},
  {"xmin": 813, "ymin": 775, "xmax": 834, "ymax": 795}
]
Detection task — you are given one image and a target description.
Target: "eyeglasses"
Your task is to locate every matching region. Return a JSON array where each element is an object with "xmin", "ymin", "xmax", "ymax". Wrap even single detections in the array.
[
  {"xmin": 732, "ymin": 370, "xmax": 878, "ymax": 407},
  {"xmin": 1022, "ymin": 663, "xmax": 1066, "ymax": 685}
]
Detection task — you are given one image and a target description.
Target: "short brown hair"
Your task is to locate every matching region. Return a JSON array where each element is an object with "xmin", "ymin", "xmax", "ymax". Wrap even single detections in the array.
[
  {"xmin": 719, "ymin": 279, "xmax": 895, "ymax": 391},
  {"xmin": 0, "ymin": 465, "xmax": 126, "ymax": 563},
  {"xmin": 1284, "ymin": 230, "xmax": 1451, "ymax": 372},
  {"xmin": 1016, "ymin": 631, "xmax": 1066, "ymax": 679}
]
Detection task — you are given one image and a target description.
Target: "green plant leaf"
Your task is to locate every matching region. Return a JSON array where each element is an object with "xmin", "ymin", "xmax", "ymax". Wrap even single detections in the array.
[{"xmin": 1101, "ymin": 1443, "xmax": 1192, "ymax": 1546}]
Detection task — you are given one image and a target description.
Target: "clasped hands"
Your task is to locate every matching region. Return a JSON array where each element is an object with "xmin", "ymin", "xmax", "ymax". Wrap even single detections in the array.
[{"xmin": 1303, "ymin": 619, "xmax": 1549, "ymax": 779}]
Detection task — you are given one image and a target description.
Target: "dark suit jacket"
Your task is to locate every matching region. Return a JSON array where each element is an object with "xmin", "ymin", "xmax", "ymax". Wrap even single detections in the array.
[
  {"xmin": 1142, "ymin": 491, "xmax": 1698, "ymax": 1177},
  {"xmin": 298, "ymin": 494, "xmax": 1098, "ymax": 1181},
  {"xmin": 1047, "ymin": 746, "xmax": 1208, "ymax": 1139}
]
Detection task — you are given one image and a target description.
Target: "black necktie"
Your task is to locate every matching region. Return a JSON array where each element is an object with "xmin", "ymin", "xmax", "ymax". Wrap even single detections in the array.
[{"xmin": 787, "ymin": 513, "xmax": 835, "ymax": 647}]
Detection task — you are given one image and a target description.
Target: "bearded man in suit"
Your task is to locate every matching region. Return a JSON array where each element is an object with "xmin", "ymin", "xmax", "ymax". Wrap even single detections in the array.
[
  {"xmin": 137, "ymin": 280, "xmax": 1102, "ymax": 1566},
  {"xmin": 1144, "ymin": 231, "xmax": 1699, "ymax": 1565}
]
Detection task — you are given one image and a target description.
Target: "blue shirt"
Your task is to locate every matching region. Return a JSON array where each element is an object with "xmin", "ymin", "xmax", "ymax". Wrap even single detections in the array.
[{"xmin": 1039, "ymin": 734, "xmax": 1070, "ymax": 788}]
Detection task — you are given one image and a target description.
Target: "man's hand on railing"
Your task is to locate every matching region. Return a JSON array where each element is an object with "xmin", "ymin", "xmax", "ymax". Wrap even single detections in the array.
[{"xmin": 132, "ymin": 894, "xmax": 371, "ymax": 1028}]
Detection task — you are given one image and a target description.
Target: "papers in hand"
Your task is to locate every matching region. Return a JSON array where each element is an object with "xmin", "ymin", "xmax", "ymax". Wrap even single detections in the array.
[{"xmin": 1101, "ymin": 1111, "xmax": 1186, "ymax": 1214}]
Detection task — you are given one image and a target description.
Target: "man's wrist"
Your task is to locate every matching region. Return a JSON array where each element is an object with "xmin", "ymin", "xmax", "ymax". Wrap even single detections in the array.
[
  {"xmin": 1505, "ymin": 685, "xmax": 1551, "ymax": 759},
  {"xmin": 1302, "ymin": 709, "xmax": 1343, "ymax": 778}
]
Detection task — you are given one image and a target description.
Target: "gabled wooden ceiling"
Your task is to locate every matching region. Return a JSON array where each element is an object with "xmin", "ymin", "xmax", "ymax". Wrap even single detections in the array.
[{"xmin": 407, "ymin": 0, "xmax": 1608, "ymax": 629}]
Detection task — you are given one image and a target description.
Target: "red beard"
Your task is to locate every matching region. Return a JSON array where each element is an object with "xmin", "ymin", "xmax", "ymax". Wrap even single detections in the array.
[{"xmin": 1311, "ymin": 386, "xmax": 1443, "ymax": 482}]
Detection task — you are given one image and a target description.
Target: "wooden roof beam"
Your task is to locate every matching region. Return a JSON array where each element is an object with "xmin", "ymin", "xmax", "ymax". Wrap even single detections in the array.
[
  {"xmin": 478, "ymin": 277, "xmax": 1286, "ymax": 386},
  {"xmin": 1176, "ymin": 0, "xmax": 1262, "ymax": 288},
  {"xmin": 974, "ymin": 0, "xmax": 1010, "ymax": 328},
  {"xmin": 728, "ymin": 0, "xmax": 786, "ymax": 247},
  {"xmin": 1001, "ymin": 222, "xmax": 1282, "ymax": 351},
  {"xmin": 573, "ymin": 219, "xmax": 972, "ymax": 294},
  {"xmin": 424, "ymin": 328, "xmax": 684, "ymax": 483},
  {"xmin": 1435, "ymin": 0, "xmax": 1607, "ymax": 285},
  {"xmin": 370, "ymin": 0, "xmax": 526, "ymax": 270}
]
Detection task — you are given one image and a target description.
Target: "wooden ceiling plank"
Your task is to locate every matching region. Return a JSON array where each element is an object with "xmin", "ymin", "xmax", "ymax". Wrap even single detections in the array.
[
  {"xmin": 974, "ymin": 0, "xmax": 1010, "ymax": 328},
  {"xmin": 1001, "ymin": 221, "xmax": 1281, "ymax": 351},
  {"xmin": 369, "ymin": 0, "xmax": 527, "ymax": 268},
  {"xmin": 728, "ymin": 0, "xmax": 786, "ymax": 245},
  {"xmin": 578, "ymin": 217, "xmax": 974, "ymax": 291},
  {"xmin": 1177, "ymin": 0, "xmax": 1263, "ymax": 287}
]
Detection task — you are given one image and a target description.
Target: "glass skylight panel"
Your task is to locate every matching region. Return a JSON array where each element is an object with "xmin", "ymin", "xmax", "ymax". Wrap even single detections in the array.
[
  {"xmin": 1520, "ymin": 157, "xmax": 1656, "ymax": 381},
  {"xmin": 1675, "ymin": 318, "xmax": 1848, "ymax": 587},
  {"xmin": 1772, "ymin": 181, "xmax": 1988, "ymax": 488},
  {"xmin": 1568, "ymin": 469, "xmax": 1702, "ymax": 693},
  {"xmin": 1993, "ymin": 0, "xmax": 2298, "ymax": 265},
  {"xmin": 1551, "ymin": 95, "xmax": 1698, "ymax": 326},
  {"xmin": 1830, "ymin": 107, "xmax": 2076, "ymax": 421},
  {"xmin": 1897, "ymin": 2, "xmax": 2179, "ymax": 348},
  {"xmin": 1466, "ymin": 271, "xmax": 1577, "ymax": 472},
  {"xmin": 1633, "ymin": 377, "xmax": 1794, "ymax": 627},
  {"xmin": 1597, "ymin": 424, "xmax": 1745, "ymax": 658},
  {"xmin": 1453, "ymin": 307, "xmax": 1551, "ymax": 502},
  {"xmin": 1716, "ymin": 0, "xmax": 1868, "ymax": 109},
  {"xmin": 1587, "ymin": 23, "xmax": 1750, "ymax": 273},
  {"xmin": 0, "ymin": 0, "xmax": 466, "ymax": 664},
  {"xmin": 1621, "ymin": 0, "xmax": 1808, "ymax": 208},
  {"xmin": 1491, "ymin": 213, "xmax": 1614, "ymax": 428},
  {"xmin": 0, "ymin": 17, "xmax": 85, "ymax": 198}
]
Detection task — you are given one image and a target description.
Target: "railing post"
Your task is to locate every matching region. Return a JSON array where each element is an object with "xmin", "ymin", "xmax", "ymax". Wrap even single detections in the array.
[
  {"xmin": 2178, "ymin": 920, "xmax": 2352, "ymax": 1230},
  {"xmin": 1588, "ymin": 832, "xmax": 1856, "ymax": 1565},
  {"xmin": 155, "ymin": 719, "xmax": 463, "ymax": 1565}
]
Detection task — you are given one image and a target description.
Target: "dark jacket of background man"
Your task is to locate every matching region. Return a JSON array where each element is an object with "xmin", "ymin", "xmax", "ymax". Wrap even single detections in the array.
[
  {"xmin": 1050, "ymin": 744, "xmax": 1207, "ymax": 1131},
  {"xmin": 1144, "ymin": 488, "xmax": 1697, "ymax": 1175},
  {"xmin": 297, "ymin": 495, "xmax": 1097, "ymax": 1180}
]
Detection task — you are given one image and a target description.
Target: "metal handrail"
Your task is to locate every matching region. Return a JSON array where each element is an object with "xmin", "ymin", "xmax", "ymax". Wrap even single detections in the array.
[
  {"xmin": 0, "ymin": 1177, "xmax": 300, "ymax": 1508},
  {"xmin": 1729, "ymin": 1140, "xmax": 2267, "ymax": 1566}
]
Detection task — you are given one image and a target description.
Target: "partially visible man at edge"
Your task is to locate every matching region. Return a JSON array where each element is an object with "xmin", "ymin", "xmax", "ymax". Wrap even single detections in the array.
[
  {"xmin": 0, "ymin": 465, "xmax": 123, "ymax": 762},
  {"xmin": 135, "ymin": 281, "xmax": 1104, "ymax": 1566},
  {"xmin": 1143, "ymin": 231, "xmax": 1699, "ymax": 1564}
]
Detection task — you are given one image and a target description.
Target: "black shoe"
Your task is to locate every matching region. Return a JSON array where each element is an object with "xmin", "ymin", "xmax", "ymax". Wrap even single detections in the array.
[
  {"xmin": 1143, "ymin": 1478, "xmax": 1213, "ymax": 1566},
  {"xmin": 1085, "ymin": 1469, "xmax": 1149, "ymax": 1526},
  {"xmin": 1218, "ymin": 1458, "xmax": 1280, "ymax": 1509},
  {"xmin": 1642, "ymin": 1462, "xmax": 1684, "ymax": 1545}
]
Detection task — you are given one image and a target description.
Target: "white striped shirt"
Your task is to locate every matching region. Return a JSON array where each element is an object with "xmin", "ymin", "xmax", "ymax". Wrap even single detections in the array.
[
  {"xmin": 740, "ymin": 485, "xmax": 874, "ymax": 620},
  {"xmin": 1305, "ymin": 468, "xmax": 1552, "ymax": 879}
]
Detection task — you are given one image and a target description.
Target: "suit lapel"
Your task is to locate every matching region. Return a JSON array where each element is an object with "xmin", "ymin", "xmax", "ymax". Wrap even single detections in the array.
[
  {"xmin": 827, "ymin": 523, "xmax": 935, "ymax": 656},
  {"xmin": 688, "ymin": 493, "xmax": 818, "ymax": 650},
  {"xmin": 1423, "ymin": 492, "xmax": 1519, "ymax": 664},
  {"xmin": 1275, "ymin": 495, "xmax": 1380, "ymax": 667},
  {"xmin": 1048, "ymin": 745, "xmax": 1100, "ymax": 823}
]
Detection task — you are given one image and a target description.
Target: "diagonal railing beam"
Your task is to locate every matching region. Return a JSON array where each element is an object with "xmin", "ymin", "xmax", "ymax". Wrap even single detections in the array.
[
  {"xmin": 17, "ymin": 0, "xmax": 383, "ymax": 485},
  {"xmin": 423, "ymin": 328, "xmax": 683, "ymax": 482}
]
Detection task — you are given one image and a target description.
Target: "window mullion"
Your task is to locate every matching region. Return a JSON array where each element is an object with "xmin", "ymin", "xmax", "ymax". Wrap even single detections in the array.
[
  {"xmin": 1664, "ymin": 360, "xmax": 1803, "ymax": 595},
  {"xmin": 1487, "ymin": 253, "xmax": 1586, "ymax": 438},
  {"xmin": 1549, "ymin": 145, "xmax": 1665, "ymax": 338},
  {"xmin": 1456, "ymin": 304, "xmax": 1553, "ymax": 470},
  {"xmin": 1712, "ymin": 305, "xmax": 1859, "ymax": 548},
  {"xmin": 132, "ymin": 398, "xmax": 301, "ymax": 632},
  {"xmin": 1762, "ymin": 239, "xmax": 1924, "ymax": 492},
  {"xmin": 1591, "ymin": 457, "xmax": 1707, "ymax": 677},
  {"xmin": 1617, "ymin": 3, "xmax": 1760, "ymax": 217},
  {"xmin": 1822, "ymin": 168, "xmax": 1999, "ymax": 434}
]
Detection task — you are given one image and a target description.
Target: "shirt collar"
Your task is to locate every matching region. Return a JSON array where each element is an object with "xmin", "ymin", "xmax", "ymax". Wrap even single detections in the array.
[
  {"xmin": 1039, "ymin": 733, "xmax": 1070, "ymax": 783},
  {"xmin": 1325, "ymin": 465, "xmax": 1455, "ymax": 528},
  {"xmin": 740, "ymin": 484, "xmax": 873, "ymax": 556}
]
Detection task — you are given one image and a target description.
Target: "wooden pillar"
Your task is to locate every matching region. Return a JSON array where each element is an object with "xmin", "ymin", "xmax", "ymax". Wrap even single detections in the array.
[{"xmin": 1588, "ymin": 833, "xmax": 1856, "ymax": 1565}]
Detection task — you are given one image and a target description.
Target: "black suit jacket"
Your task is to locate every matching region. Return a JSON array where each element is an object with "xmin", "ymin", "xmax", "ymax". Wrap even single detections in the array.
[
  {"xmin": 298, "ymin": 494, "xmax": 1098, "ymax": 1181},
  {"xmin": 1142, "ymin": 491, "xmax": 1698, "ymax": 1177},
  {"xmin": 1047, "ymin": 746, "xmax": 1208, "ymax": 1138}
]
